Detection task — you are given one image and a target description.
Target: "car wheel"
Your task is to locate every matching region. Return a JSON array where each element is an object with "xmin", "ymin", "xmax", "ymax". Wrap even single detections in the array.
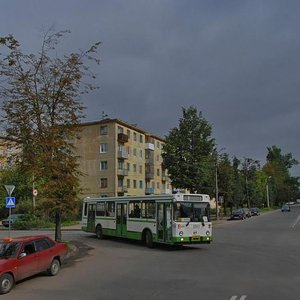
[
  {"xmin": 47, "ymin": 258, "xmax": 60, "ymax": 276},
  {"xmin": 145, "ymin": 230, "xmax": 154, "ymax": 248},
  {"xmin": 0, "ymin": 273, "xmax": 14, "ymax": 294}
]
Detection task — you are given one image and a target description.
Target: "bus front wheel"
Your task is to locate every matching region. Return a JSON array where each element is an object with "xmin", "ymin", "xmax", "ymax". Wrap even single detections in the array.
[
  {"xmin": 144, "ymin": 230, "xmax": 154, "ymax": 248},
  {"xmin": 96, "ymin": 225, "xmax": 104, "ymax": 239}
]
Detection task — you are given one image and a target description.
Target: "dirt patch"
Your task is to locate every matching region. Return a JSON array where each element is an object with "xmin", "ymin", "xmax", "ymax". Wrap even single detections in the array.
[{"xmin": 64, "ymin": 240, "xmax": 94, "ymax": 268}]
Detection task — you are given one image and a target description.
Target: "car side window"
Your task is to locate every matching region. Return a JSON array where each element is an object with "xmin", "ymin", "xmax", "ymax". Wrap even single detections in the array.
[
  {"xmin": 23, "ymin": 242, "xmax": 36, "ymax": 255},
  {"xmin": 35, "ymin": 239, "xmax": 51, "ymax": 252}
]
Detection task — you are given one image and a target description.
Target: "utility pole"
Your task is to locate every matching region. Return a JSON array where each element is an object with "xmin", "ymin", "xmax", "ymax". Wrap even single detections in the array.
[
  {"xmin": 266, "ymin": 176, "xmax": 271, "ymax": 208},
  {"xmin": 215, "ymin": 162, "xmax": 219, "ymax": 220}
]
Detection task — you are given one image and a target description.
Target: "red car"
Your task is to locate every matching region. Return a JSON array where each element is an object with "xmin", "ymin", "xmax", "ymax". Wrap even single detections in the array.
[{"xmin": 0, "ymin": 235, "xmax": 68, "ymax": 294}]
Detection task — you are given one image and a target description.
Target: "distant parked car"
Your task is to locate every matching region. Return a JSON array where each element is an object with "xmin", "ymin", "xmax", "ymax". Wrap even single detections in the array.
[
  {"xmin": 0, "ymin": 235, "xmax": 68, "ymax": 294},
  {"xmin": 242, "ymin": 208, "xmax": 252, "ymax": 218},
  {"xmin": 281, "ymin": 205, "xmax": 291, "ymax": 212},
  {"xmin": 1, "ymin": 214, "xmax": 25, "ymax": 228},
  {"xmin": 250, "ymin": 207, "xmax": 260, "ymax": 216},
  {"xmin": 230, "ymin": 209, "xmax": 246, "ymax": 220}
]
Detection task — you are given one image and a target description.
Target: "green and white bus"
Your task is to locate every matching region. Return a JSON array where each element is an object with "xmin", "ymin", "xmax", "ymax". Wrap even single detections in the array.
[{"xmin": 81, "ymin": 193, "xmax": 212, "ymax": 247}]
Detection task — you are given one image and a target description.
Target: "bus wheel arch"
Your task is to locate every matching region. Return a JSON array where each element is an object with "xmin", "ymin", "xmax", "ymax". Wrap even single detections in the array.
[
  {"xmin": 95, "ymin": 224, "xmax": 104, "ymax": 239},
  {"xmin": 142, "ymin": 229, "xmax": 154, "ymax": 248}
]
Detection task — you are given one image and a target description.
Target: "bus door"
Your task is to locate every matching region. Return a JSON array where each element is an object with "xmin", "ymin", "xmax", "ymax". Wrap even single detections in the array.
[
  {"xmin": 157, "ymin": 202, "xmax": 172, "ymax": 243},
  {"xmin": 116, "ymin": 203, "xmax": 127, "ymax": 237},
  {"xmin": 87, "ymin": 203, "xmax": 96, "ymax": 232}
]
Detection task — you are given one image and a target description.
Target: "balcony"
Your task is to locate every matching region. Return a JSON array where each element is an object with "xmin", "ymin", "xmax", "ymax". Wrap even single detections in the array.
[
  {"xmin": 145, "ymin": 143, "xmax": 154, "ymax": 151},
  {"xmin": 162, "ymin": 175, "xmax": 167, "ymax": 182},
  {"xmin": 118, "ymin": 150, "xmax": 129, "ymax": 159},
  {"xmin": 118, "ymin": 133, "xmax": 129, "ymax": 143},
  {"xmin": 161, "ymin": 189, "xmax": 172, "ymax": 194},
  {"xmin": 117, "ymin": 186, "xmax": 128, "ymax": 193},
  {"xmin": 145, "ymin": 171, "xmax": 154, "ymax": 180},
  {"xmin": 145, "ymin": 187, "xmax": 155, "ymax": 195},
  {"xmin": 145, "ymin": 157, "xmax": 154, "ymax": 165},
  {"xmin": 117, "ymin": 169, "xmax": 129, "ymax": 176}
]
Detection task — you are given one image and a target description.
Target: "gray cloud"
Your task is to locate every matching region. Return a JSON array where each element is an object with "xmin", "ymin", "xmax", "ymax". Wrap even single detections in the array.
[{"xmin": 1, "ymin": 0, "xmax": 300, "ymax": 174}]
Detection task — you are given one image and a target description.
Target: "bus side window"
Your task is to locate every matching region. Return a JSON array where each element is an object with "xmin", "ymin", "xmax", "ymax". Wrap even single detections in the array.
[
  {"xmin": 129, "ymin": 201, "xmax": 141, "ymax": 218},
  {"xmin": 96, "ymin": 202, "xmax": 105, "ymax": 216},
  {"xmin": 106, "ymin": 202, "xmax": 115, "ymax": 217}
]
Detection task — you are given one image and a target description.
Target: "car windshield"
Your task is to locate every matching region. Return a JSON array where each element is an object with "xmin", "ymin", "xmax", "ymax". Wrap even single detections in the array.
[
  {"xmin": 0, "ymin": 242, "xmax": 20, "ymax": 258},
  {"xmin": 173, "ymin": 202, "xmax": 210, "ymax": 222},
  {"xmin": 6, "ymin": 214, "xmax": 22, "ymax": 220}
]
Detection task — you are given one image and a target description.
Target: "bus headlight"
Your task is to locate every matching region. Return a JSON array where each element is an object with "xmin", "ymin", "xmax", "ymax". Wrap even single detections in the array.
[{"xmin": 206, "ymin": 231, "xmax": 210, "ymax": 236}]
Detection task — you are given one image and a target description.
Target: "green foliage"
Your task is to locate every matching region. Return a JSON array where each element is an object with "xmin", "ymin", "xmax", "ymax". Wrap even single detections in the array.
[
  {"xmin": 263, "ymin": 145, "xmax": 299, "ymax": 205},
  {"xmin": 0, "ymin": 29, "xmax": 100, "ymax": 240},
  {"xmin": 217, "ymin": 153, "xmax": 235, "ymax": 212},
  {"xmin": 13, "ymin": 214, "xmax": 53, "ymax": 230},
  {"xmin": 162, "ymin": 106, "xmax": 215, "ymax": 193}
]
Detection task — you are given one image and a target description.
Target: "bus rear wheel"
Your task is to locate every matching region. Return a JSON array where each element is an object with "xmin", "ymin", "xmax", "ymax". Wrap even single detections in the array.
[
  {"xmin": 96, "ymin": 225, "xmax": 104, "ymax": 239},
  {"xmin": 144, "ymin": 230, "xmax": 154, "ymax": 248}
]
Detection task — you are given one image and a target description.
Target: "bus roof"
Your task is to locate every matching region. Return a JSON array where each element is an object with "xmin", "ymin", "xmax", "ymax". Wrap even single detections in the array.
[{"xmin": 83, "ymin": 193, "xmax": 210, "ymax": 203}]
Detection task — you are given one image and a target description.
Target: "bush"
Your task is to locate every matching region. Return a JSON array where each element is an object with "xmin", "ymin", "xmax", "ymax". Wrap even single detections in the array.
[{"xmin": 13, "ymin": 214, "xmax": 53, "ymax": 230}]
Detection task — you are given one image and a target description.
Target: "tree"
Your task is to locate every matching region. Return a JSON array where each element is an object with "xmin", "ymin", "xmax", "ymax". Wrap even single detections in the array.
[
  {"xmin": 241, "ymin": 158, "xmax": 260, "ymax": 208},
  {"xmin": 217, "ymin": 153, "xmax": 234, "ymax": 215},
  {"xmin": 0, "ymin": 29, "xmax": 100, "ymax": 240},
  {"xmin": 231, "ymin": 157, "xmax": 244, "ymax": 208},
  {"xmin": 162, "ymin": 106, "xmax": 215, "ymax": 193},
  {"xmin": 263, "ymin": 146, "xmax": 299, "ymax": 205}
]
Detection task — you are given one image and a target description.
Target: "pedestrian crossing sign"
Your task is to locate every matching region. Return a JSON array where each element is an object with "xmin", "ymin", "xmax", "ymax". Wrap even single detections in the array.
[{"xmin": 6, "ymin": 197, "xmax": 16, "ymax": 208}]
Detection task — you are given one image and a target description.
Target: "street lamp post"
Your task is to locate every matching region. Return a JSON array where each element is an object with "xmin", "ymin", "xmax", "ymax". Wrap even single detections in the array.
[
  {"xmin": 215, "ymin": 163, "xmax": 219, "ymax": 220},
  {"xmin": 266, "ymin": 176, "xmax": 271, "ymax": 208},
  {"xmin": 215, "ymin": 148, "xmax": 225, "ymax": 221}
]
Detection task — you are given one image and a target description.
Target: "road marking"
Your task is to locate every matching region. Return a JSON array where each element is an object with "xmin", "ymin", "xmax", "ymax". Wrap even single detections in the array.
[
  {"xmin": 230, "ymin": 296, "xmax": 247, "ymax": 300},
  {"xmin": 291, "ymin": 214, "xmax": 300, "ymax": 229}
]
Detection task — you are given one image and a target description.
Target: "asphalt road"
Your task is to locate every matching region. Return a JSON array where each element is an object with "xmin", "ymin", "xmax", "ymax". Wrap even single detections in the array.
[{"xmin": 1, "ymin": 206, "xmax": 300, "ymax": 300}]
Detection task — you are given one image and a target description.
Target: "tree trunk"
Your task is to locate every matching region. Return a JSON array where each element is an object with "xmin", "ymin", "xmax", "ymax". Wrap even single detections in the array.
[{"xmin": 55, "ymin": 208, "xmax": 62, "ymax": 242}]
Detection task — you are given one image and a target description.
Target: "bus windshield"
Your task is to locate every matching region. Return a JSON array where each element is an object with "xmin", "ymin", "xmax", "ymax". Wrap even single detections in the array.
[{"xmin": 173, "ymin": 202, "xmax": 210, "ymax": 222}]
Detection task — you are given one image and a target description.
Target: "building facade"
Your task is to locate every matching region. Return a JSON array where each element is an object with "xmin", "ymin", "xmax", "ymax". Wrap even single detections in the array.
[{"xmin": 73, "ymin": 119, "xmax": 172, "ymax": 198}]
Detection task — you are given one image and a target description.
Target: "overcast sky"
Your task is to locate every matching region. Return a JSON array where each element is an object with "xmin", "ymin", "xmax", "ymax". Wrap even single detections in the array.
[{"xmin": 1, "ymin": 0, "xmax": 300, "ymax": 175}]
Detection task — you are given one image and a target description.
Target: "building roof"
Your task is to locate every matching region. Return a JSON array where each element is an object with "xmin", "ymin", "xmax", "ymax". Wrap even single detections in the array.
[{"xmin": 80, "ymin": 118, "xmax": 166, "ymax": 142}]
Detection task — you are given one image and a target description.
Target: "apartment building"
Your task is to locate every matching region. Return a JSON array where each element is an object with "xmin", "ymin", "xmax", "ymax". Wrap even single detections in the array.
[
  {"xmin": 73, "ymin": 118, "xmax": 172, "ymax": 198},
  {"xmin": 0, "ymin": 136, "xmax": 19, "ymax": 169}
]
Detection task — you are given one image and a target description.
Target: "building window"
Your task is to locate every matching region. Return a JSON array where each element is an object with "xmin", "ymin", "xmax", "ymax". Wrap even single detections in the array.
[
  {"xmin": 140, "ymin": 135, "xmax": 143, "ymax": 143},
  {"xmin": 127, "ymin": 179, "xmax": 130, "ymax": 188},
  {"xmin": 157, "ymin": 141, "xmax": 160, "ymax": 148},
  {"xmin": 133, "ymin": 148, "xmax": 137, "ymax": 156},
  {"xmin": 139, "ymin": 165, "xmax": 143, "ymax": 174},
  {"xmin": 100, "ymin": 161, "xmax": 108, "ymax": 170},
  {"xmin": 118, "ymin": 178, "xmax": 123, "ymax": 187},
  {"xmin": 139, "ymin": 149, "xmax": 143, "ymax": 158},
  {"xmin": 157, "ymin": 182, "xmax": 160, "ymax": 189},
  {"xmin": 127, "ymin": 129, "xmax": 131, "ymax": 138},
  {"xmin": 100, "ymin": 178, "xmax": 108, "ymax": 188},
  {"xmin": 117, "ymin": 126, "xmax": 123, "ymax": 133},
  {"xmin": 157, "ymin": 168, "xmax": 160, "ymax": 176},
  {"xmin": 139, "ymin": 180, "xmax": 143, "ymax": 189},
  {"xmin": 133, "ymin": 180, "xmax": 137, "ymax": 188},
  {"xmin": 127, "ymin": 163, "xmax": 130, "ymax": 171},
  {"xmin": 100, "ymin": 125, "xmax": 108, "ymax": 135},
  {"xmin": 100, "ymin": 143, "xmax": 108, "ymax": 153},
  {"xmin": 133, "ymin": 132, "xmax": 137, "ymax": 141},
  {"xmin": 133, "ymin": 164, "xmax": 137, "ymax": 173}
]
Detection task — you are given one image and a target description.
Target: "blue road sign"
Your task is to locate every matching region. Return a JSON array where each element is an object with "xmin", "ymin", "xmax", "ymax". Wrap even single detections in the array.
[{"xmin": 6, "ymin": 197, "xmax": 16, "ymax": 208}]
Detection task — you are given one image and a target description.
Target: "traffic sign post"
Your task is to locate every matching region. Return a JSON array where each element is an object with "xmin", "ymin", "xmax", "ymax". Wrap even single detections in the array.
[{"xmin": 4, "ymin": 185, "xmax": 15, "ymax": 237}]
